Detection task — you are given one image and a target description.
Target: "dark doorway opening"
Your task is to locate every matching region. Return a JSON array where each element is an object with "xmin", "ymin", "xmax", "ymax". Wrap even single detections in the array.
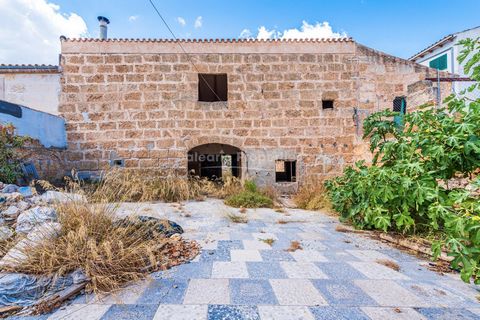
[{"xmin": 188, "ymin": 143, "xmax": 241, "ymax": 180}]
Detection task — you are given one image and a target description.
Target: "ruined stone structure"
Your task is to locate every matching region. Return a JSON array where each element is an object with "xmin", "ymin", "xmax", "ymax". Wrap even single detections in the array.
[{"xmin": 59, "ymin": 38, "xmax": 448, "ymax": 191}]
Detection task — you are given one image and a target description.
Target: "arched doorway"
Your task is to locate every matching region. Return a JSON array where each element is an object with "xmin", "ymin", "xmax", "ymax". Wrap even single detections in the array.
[{"xmin": 187, "ymin": 143, "xmax": 242, "ymax": 180}]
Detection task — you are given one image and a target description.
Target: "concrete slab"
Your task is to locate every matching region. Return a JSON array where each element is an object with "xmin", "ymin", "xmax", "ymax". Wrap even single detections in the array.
[
  {"xmin": 183, "ymin": 279, "xmax": 230, "ymax": 305},
  {"xmin": 355, "ymin": 280, "xmax": 429, "ymax": 307},
  {"xmin": 269, "ymin": 279, "xmax": 327, "ymax": 306},
  {"xmin": 153, "ymin": 305, "xmax": 208, "ymax": 320},
  {"xmin": 258, "ymin": 306, "xmax": 315, "ymax": 320},
  {"xmin": 280, "ymin": 262, "xmax": 328, "ymax": 279},
  {"xmin": 360, "ymin": 307, "xmax": 426, "ymax": 320},
  {"xmin": 231, "ymin": 249, "xmax": 263, "ymax": 262},
  {"xmin": 212, "ymin": 261, "xmax": 249, "ymax": 278}
]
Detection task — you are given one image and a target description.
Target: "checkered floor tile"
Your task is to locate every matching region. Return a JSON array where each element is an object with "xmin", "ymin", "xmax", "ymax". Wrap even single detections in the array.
[{"xmin": 31, "ymin": 200, "xmax": 479, "ymax": 320}]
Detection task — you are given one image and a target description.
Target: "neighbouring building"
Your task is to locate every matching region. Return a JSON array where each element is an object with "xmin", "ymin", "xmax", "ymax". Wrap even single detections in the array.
[
  {"xmin": 59, "ymin": 35, "xmax": 450, "ymax": 192},
  {"xmin": 0, "ymin": 64, "xmax": 61, "ymax": 115},
  {"xmin": 409, "ymin": 26, "xmax": 480, "ymax": 99},
  {"xmin": 0, "ymin": 65, "xmax": 66, "ymax": 181}
]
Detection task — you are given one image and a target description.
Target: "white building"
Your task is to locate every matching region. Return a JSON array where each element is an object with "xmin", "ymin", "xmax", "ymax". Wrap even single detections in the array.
[
  {"xmin": 409, "ymin": 26, "xmax": 480, "ymax": 99},
  {"xmin": 0, "ymin": 65, "xmax": 61, "ymax": 115}
]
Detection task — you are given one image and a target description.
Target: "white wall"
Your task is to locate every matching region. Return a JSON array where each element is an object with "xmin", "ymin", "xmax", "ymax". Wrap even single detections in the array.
[
  {"xmin": 415, "ymin": 27, "xmax": 480, "ymax": 99},
  {"xmin": 417, "ymin": 44, "xmax": 455, "ymax": 74},
  {"xmin": 0, "ymin": 73, "xmax": 60, "ymax": 115}
]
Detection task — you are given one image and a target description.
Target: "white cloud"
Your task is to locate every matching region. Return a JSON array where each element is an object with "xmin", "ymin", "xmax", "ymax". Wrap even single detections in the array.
[
  {"xmin": 177, "ymin": 16, "xmax": 186, "ymax": 27},
  {"xmin": 194, "ymin": 16, "xmax": 202, "ymax": 29},
  {"xmin": 282, "ymin": 21, "xmax": 346, "ymax": 39},
  {"xmin": 239, "ymin": 28, "xmax": 252, "ymax": 39},
  {"xmin": 0, "ymin": 0, "xmax": 87, "ymax": 64},
  {"xmin": 239, "ymin": 21, "xmax": 346, "ymax": 40},
  {"xmin": 128, "ymin": 15, "xmax": 139, "ymax": 22},
  {"xmin": 257, "ymin": 26, "xmax": 280, "ymax": 40}
]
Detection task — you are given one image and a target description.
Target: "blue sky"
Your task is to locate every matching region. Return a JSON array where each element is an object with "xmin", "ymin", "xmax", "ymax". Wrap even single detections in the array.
[
  {"xmin": 1, "ymin": 0, "xmax": 479, "ymax": 64},
  {"xmin": 55, "ymin": 0, "xmax": 480, "ymax": 58}
]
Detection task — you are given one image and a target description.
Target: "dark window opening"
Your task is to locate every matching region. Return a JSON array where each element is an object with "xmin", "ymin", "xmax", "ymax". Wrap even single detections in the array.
[
  {"xmin": 110, "ymin": 159, "xmax": 125, "ymax": 167},
  {"xmin": 322, "ymin": 100, "xmax": 334, "ymax": 109},
  {"xmin": 198, "ymin": 74, "xmax": 228, "ymax": 102},
  {"xmin": 393, "ymin": 97, "xmax": 407, "ymax": 114},
  {"xmin": 393, "ymin": 96, "xmax": 407, "ymax": 127},
  {"xmin": 275, "ymin": 160, "xmax": 296, "ymax": 182}
]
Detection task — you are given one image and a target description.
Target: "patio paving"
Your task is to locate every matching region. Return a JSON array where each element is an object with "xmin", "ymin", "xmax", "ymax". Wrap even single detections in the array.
[{"xmin": 27, "ymin": 199, "xmax": 480, "ymax": 319}]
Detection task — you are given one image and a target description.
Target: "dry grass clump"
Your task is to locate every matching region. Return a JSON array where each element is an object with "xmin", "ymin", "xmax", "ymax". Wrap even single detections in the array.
[
  {"xmin": 0, "ymin": 237, "xmax": 17, "ymax": 259},
  {"xmin": 375, "ymin": 259, "xmax": 400, "ymax": 272},
  {"xmin": 86, "ymin": 169, "xmax": 244, "ymax": 203},
  {"xmin": 277, "ymin": 219, "xmax": 306, "ymax": 224},
  {"xmin": 260, "ymin": 238, "xmax": 275, "ymax": 246},
  {"xmin": 293, "ymin": 180, "xmax": 332, "ymax": 211},
  {"xmin": 209, "ymin": 173, "xmax": 243, "ymax": 199},
  {"xmin": 225, "ymin": 212, "xmax": 248, "ymax": 224},
  {"xmin": 87, "ymin": 169, "xmax": 206, "ymax": 203},
  {"xmin": 261, "ymin": 185, "xmax": 279, "ymax": 204},
  {"xmin": 285, "ymin": 240, "xmax": 302, "ymax": 252},
  {"xmin": 3, "ymin": 200, "xmax": 199, "ymax": 294},
  {"xmin": 335, "ymin": 224, "xmax": 352, "ymax": 233}
]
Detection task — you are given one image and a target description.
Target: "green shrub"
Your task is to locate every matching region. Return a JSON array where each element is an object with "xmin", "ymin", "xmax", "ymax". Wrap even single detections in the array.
[
  {"xmin": 224, "ymin": 180, "xmax": 274, "ymax": 208},
  {"xmin": 326, "ymin": 37, "xmax": 480, "ymax": 284},
  {"xmin": 0, "ymin": 124, "xmax": 29, "ymax": 183},
  {"xmin": 244, "ymin": 180, "xmax": 258, "ymax": 193}
]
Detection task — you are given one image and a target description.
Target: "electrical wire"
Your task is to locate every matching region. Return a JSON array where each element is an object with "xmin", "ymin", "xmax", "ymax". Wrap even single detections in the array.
[{"xmin": 147, "ymin": 0, "xmax": 224, "ymax": 102}]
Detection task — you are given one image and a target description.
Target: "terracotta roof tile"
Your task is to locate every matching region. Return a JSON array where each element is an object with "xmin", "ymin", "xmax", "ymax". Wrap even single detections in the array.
[
  {"xmin": 0, "ymin": 64, "xmax": 59, "ymax": 73},
  {"xmin": 60, "ymin": 37, "xmax": 354, "ymax": 43}
]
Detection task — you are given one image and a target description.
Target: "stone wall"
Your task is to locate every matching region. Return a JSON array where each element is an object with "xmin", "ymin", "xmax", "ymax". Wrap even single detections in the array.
[
  {"xmin": 59, "ymin": 38, "xmax": 444, "ymax": 189},
  {"xmin": 17, "ymin": 140, "xmax": 67, "ymax": 182}
]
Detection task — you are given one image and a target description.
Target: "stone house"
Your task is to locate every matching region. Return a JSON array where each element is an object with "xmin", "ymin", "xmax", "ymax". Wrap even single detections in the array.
[{"xmin": 59, "ymin": 37, "xmax": 448, "ymax": 191}]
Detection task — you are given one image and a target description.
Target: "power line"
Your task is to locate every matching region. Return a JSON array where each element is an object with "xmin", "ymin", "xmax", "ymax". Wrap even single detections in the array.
[{"xmin": 147, "ymin": 0, "xmax": 223, "ymax": 102}]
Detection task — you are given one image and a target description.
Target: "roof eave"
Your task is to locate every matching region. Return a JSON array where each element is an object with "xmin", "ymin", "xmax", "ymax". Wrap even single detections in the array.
[
  {"xmin": 0, "ymin": 65, "xmax": 59, "ymax": 74},
  {"xmin": 409, "ymin": 34, "xmax": 455, "ymax": 61}
]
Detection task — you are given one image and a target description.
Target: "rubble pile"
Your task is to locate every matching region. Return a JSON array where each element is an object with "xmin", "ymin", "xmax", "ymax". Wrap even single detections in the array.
[{"xmin": 0, "ymin": 182, "xmax": 197, "ymax": 317}]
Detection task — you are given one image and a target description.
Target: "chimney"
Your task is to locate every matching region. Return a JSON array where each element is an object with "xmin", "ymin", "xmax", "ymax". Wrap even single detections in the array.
[{"xmin": 97, "ymin": 16, "xmax": 110, "ymax": 40}]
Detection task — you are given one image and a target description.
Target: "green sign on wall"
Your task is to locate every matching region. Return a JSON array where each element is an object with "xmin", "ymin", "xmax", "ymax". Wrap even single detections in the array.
[{"xmin": 429, "ymin": 54, "xmax": 448, "ymax": 70}]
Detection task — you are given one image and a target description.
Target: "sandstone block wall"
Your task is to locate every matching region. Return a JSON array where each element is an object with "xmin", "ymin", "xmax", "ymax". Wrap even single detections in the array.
[{"xmin": 59, "ymin": 38, "xmax": 443, "ymax": 188}]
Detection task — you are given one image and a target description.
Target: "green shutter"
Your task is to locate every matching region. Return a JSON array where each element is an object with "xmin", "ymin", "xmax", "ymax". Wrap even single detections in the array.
[{"xmin": 429, "ymin": 54, "xmax": 448, "ymax": 70}]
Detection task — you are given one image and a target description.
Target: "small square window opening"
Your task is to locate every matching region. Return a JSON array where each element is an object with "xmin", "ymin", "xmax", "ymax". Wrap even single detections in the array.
[
  {"xmin": 198, "ymin": 74, "xmax": 228, "ymax": 102},
  {"xmin": 110, "ymin": 159, "xmax": 125, "ymax": 167},
  {"xmin": 322, "ymin": 100, "xmax": 334, "ymax": 109},
  {"xmin": 393, "ymin": 96, "xmax": 407, "ymax": 114},
  {"xmin": 275, "ymin": 160, "xmax": 296, "ymax": 182}
]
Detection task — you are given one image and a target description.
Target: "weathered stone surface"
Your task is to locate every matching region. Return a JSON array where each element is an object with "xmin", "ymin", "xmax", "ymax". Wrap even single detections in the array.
[
  {"xmin": 2, "ymin": 184, "xmax": 18, "ymax": 194},
  {"xmin": 2, "ymin": 206, "xmax": 20, "ymax": 219},
  {"xmin": 1, "ymin": 222, "xmax": 61, "ymax": 267},
  {"xmin": 16, "ymin": 206, "xmax": 58, "ymax": 234},
  {"xmin": 16, "ymin": 200, "xmax": 30, "ymax": 211},
  {"xmin": 0, "ymin": 226, "xmax": 13, "ymax": 241},
  {"xmin": 5, "ymin": 192, "xmax": 22, "ymax": 202},
  {"xmin": 115, "ymin": 216, "xmax": 183, "ymax": 238},
  {"xmin": 40, "ymin": 191, "xmax": 86, "ymax": 204}
]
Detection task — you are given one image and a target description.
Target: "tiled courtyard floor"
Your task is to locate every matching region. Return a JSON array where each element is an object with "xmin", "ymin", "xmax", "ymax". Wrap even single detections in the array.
[{"xmin": 18, "ymin": 199, "xmax": 480, "ymax": 320}]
